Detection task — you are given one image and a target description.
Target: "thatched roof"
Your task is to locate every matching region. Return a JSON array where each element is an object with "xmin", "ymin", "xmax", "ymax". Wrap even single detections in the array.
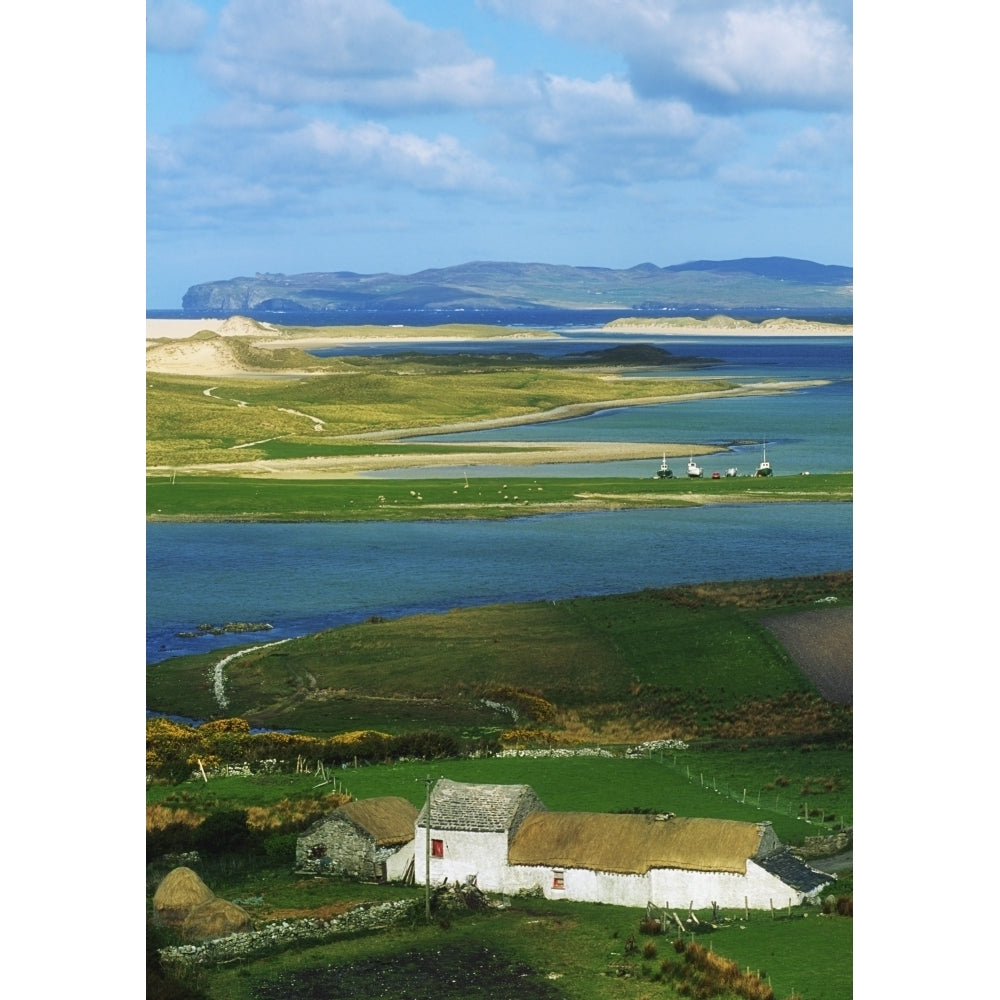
[
  {"xmin": 153, "ymin": 867, "xmax": 215, "ymax": 926},
  {"xmin": 181, "ymin": 898, "xmax": 253, "ymax": 942},
  {"xmin": 416, "ymin": 778, "xmax": 546, "ymax": 834},
  {"xmin": 338, "ymin": 797, "xmax": 419, "ymax": 846},
  {"xmin": 508, "ymin": 813, "xmax": 767, "ymax": 876}
]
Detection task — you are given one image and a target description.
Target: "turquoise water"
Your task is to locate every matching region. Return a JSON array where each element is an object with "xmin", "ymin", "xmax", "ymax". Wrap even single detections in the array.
[{"xmin": 371, "ymin": 336, "xmax": 852, "ymax": 479}]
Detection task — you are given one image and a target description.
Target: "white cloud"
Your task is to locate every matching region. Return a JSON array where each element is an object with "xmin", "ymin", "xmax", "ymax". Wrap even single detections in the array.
[
  {"xmin": 672, "ymin": 5, "xmax": 851, "ymax": 107},
  {"xmin": 147, "ymin": 0, "xmax": 209, "ymax": 52},
  {"xmin": 480, "ymin": 0, "xmax": 852, "ymax": 111},
  {"xmin": 500, "ymin": 73, "xmax": 740, "ymax": 185},
  {"xmin": 775, "ymin": 114, "xmax": 852, "ymax": 168},
  {"xmin": 203, "ymin": 0, "xmax": 517, "ymax": 110},
  {"xmin": 300, "ymin": 119, "xmax": 511, "ymax": 191}
]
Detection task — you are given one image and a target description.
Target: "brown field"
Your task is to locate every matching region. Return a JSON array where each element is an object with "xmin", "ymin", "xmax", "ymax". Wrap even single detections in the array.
[{"xmin": 762, "ymin": 606, "xmax": 853, "ymax": 703}]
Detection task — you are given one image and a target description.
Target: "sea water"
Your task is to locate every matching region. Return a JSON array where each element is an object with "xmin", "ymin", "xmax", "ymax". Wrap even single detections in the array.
[
  {"xmin": 147, "ymin": 332, "xmax": 852, "ymax": 665},
  {"xmin": 364, "ymin": 336, "xmax": 852, "ymax": 478},
  {"xmin": 147, "ymin": 503, "xmax": 851, "ymax": 664}
]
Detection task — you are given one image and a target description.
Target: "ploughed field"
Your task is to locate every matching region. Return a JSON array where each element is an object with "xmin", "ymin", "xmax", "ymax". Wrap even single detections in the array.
[{"xmin": 762, "ymin": 606, "xmax": 852, "ymax": 703}]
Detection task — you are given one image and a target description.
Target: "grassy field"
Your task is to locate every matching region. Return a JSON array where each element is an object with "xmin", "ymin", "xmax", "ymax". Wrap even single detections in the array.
[
  {"xmin": 148, "ymin": 574, "xmax": 852, "ymax": 998},
  {"xmin": 148, "ymin": 755, "xmax": 852, "ymax": 998},
  {"xmin": 153, "ymin": 890, "xmax": 851, "ymax": 1000},
  {"xmin": 147, "ymin": 750, "xmax": 851, "ymax": 845},
  {"xmin": 146, "ymin": 362, "xmax": 739, "ymax": 468},
  {"xmin": 147, "ymin": 574, "xmax": 853, "ymax": 742},
  {"xmin": 147, "ymin": 471, "xmax": 852, "ymax": 521}
]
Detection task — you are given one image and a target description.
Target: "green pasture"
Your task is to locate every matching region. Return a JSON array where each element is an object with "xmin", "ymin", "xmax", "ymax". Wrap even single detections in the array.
[
  {"xmin": 163, "ymin": 888, "xmax": 851, "ymax": 1000},
  {"xmin": 147, "ymin": 575, "xmax": 852, "ymax": 742},
  {"xmin": 146, "ymin": 471, "xmax": 852, "ymax": 521},
  {"xmin": 146, "ymin": 363, "xmax": 738, "ymax": 467},
  {"xmin": 147, "ymin": 749, "xmax": 851, "ymax": 843}
]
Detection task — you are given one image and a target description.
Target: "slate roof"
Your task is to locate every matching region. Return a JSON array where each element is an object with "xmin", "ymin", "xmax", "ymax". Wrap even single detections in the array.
[
  {"xmin": 416, "ymin": 778, "xmax": 546, "ymax": 833},
  {"xmin": 755, "ymin": 849, "xmax": 835, "ymax": 893},
  {"xmin": 508, "ymin": 812, "xmax": 766, "ymax": 875}
]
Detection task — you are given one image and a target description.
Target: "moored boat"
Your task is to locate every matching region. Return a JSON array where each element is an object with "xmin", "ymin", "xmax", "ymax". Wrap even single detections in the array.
[
  {"xmin": 755, "ymin": 441, "xmax": 773, "ymax": 477},
  {"xmin": 687, "ymin": 457, "xmax": 703, "ymax": 478},
  {"xmin": 655, "ymin": 454, "xmax": 673, "ymax": 479}
]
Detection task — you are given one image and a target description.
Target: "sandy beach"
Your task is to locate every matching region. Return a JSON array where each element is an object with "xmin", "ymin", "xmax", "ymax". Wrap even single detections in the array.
[{"xmin": 147, "ymin": 315, "xmax": 851, "ymax": 346}]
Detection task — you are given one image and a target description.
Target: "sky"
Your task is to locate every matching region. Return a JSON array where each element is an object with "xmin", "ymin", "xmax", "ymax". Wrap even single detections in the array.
[{"xmin": 146, "ymin": 0, "xmax": 853, "ymax": 307}]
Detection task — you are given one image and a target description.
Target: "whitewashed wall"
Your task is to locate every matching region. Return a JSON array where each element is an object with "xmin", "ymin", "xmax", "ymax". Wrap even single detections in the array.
[
  {"xmin": 496, "ymin": 861, "xmax": 810, "ymax": 910},
  {"xmin": 384, "ymin": 842, "xmax": 414, "ymax": 882},
  {"xmin": 411, "ymin": 826, "xmax": 509, "ymax": 888}
]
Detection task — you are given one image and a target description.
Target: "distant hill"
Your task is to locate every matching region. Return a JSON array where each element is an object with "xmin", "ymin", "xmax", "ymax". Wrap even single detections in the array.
[{"xmin": 181, "ymin": 257, "xmax": 852, "ymax": 314}]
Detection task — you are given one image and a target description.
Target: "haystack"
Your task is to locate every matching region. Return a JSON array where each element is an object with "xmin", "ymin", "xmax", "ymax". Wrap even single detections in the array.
[
  {"xmin": 153, "ymin": 866, "xmax": 215, "ymax": 927},
  {"xmin": 181, "ymin": 898, "xmax": 253, "ymax": 941}
]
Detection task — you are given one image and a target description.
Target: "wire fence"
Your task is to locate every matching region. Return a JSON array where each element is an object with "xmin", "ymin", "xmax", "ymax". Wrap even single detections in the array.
[{"xmin": 643, "ymin": 750, "xmax": 851, "ymax": 834}]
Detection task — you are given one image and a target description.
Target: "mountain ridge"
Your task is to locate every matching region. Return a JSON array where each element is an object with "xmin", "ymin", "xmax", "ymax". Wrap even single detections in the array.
[{"xmin": 181, "ymin": 257, "xmax": 852, "ymax": 314}]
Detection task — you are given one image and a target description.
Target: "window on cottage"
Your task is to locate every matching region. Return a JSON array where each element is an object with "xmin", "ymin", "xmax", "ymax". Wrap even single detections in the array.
[
  {"xmin": 552, "ymin": 869, "xmax": 565, "ymax": 890},
  {"xmin": 432, "ymin": 838, "xmax": 444, "ymax": 858},
  {"xmin": 308, "ymin": 845, "xmax": 327, "ymax": 859}
]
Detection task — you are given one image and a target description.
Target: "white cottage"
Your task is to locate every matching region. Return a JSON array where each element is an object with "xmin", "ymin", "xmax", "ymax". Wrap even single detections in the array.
[
  {"xmin": 413, "ymin": 780, "xmax": 832, "ymax": 910},
  {"xmin": 505, "ymin": 811, "xmax": 833, "ymax": 909},
  {"xmin": 413, "ymin": 778, "xmax": 546, "ymax": 888},
  {"xmin": 297, "ymin": 796, "xmax": 418, "ymax": 882}
]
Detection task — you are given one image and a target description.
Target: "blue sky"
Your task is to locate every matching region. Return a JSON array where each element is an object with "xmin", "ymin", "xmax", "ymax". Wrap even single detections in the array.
[{"xmin": 146, "ymin": 0, "xmax": 853, "ymax": 308}]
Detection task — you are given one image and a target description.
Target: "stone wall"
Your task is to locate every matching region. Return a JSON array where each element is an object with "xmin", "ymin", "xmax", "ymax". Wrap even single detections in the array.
[
  {"xmin": 793, "ymin": 828, "xmax": 852, "ymax": 860},
  {"xmin": 160, "ymin": 899, "xmax": 420, "ymax": 969}
]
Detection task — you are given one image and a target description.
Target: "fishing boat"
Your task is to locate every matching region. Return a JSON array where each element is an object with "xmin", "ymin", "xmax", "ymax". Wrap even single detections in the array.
[
  {"xmin": 687, "ymin": 457, "xmax": 703, "ymax": 478},
  {"xmin": 755, "ymin": 441, "xmax": 773, "ymax": 477},
  {"xmin": 655, "ymin": 454, "xmax": 673, "ymax": 479},
  {"xmin": 725, "ymin": 467, "xmax": 738, "ymax": 478}
]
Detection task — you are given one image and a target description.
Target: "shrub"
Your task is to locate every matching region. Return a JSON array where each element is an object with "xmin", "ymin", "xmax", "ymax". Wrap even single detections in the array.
[
  {"xmin": 261, "ymin": 832, "xmax": 297, "ymax": 862},
  {"xmin": 192, "ymin": 809, "xmax": 256, "ymax": 856}
]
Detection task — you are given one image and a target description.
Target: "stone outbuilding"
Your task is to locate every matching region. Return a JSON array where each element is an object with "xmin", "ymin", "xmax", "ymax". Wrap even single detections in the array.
[{"xmin": 296, "ymin": 796, "xmax": 418, "ymax": 882}]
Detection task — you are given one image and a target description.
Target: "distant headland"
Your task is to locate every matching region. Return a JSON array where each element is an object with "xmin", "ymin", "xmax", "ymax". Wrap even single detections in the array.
[{"xmin": 178, "ymin": 257, "xmax": 852, "ymax": 315}]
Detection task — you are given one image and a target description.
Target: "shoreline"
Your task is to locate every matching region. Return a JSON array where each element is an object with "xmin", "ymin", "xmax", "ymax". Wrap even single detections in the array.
[
  {"xmin": 146, "ymin": 317, "xmax": 852, "ymax": 344},
  {"xmin": 146, "ymin": 378, "xmax": 830, "ymax": 480}
]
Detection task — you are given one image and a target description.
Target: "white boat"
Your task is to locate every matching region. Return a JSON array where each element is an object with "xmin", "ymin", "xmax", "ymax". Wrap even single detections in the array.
[
  {"xmin": 687, "ymin": 457, "xmax": 703, "ymax": 478},
  {"xmin": 725, "ymin": 467, "xmax": 738, "ymax": 478},
  {"xmin": 655, "ymin": 454, "xmax": 673, "ymax": 479},
  {"xmin": 755, "ymin": 441, "xmax": 772, "ymax": 477}
]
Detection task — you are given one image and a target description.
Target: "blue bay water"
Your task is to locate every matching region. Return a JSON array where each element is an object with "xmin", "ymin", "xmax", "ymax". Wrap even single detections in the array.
[
  {"xmin": 365, "ymin": 336, "xmax": 852, "ymax": 479},
  {"xmin": 147, "ymin": 332, "xmax": 852, "ymax": 666},
  {"xmin": 147, "ymin": 503, "xmax": 851, "ymax": 664}
]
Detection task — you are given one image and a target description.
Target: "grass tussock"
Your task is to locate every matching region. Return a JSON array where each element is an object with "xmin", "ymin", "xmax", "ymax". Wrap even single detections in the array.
[{"xmin": 660, "ymin": 940, "xmax": 776, "ymax": 999}]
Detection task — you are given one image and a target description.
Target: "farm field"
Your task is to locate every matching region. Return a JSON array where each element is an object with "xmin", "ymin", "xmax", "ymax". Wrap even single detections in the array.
[
  {"xmin": 147, "ymin": 471, "xmax": 852, "ymax": 521},
  {"xmin": 148, "ymin": 575, "xmax": 852, "ymax": 999},
  {"xmin": 147, "ymin": 329, "xmax": 852, "ymax": 999}
]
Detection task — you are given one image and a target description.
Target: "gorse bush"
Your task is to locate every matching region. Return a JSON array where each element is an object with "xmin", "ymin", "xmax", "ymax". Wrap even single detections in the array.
[{"xmin": 146, "ymin": 718, "xmax": 469, "ymax": 780}]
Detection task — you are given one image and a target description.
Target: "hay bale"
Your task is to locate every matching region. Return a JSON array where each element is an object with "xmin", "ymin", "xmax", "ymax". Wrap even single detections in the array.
[
  {"xmin": 153, "ymin": 866, "xmax": 215, "ymax": 927},
  {"xmin": 181, "ymin": 898, "xmax": 253, "ymax": 941}
]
